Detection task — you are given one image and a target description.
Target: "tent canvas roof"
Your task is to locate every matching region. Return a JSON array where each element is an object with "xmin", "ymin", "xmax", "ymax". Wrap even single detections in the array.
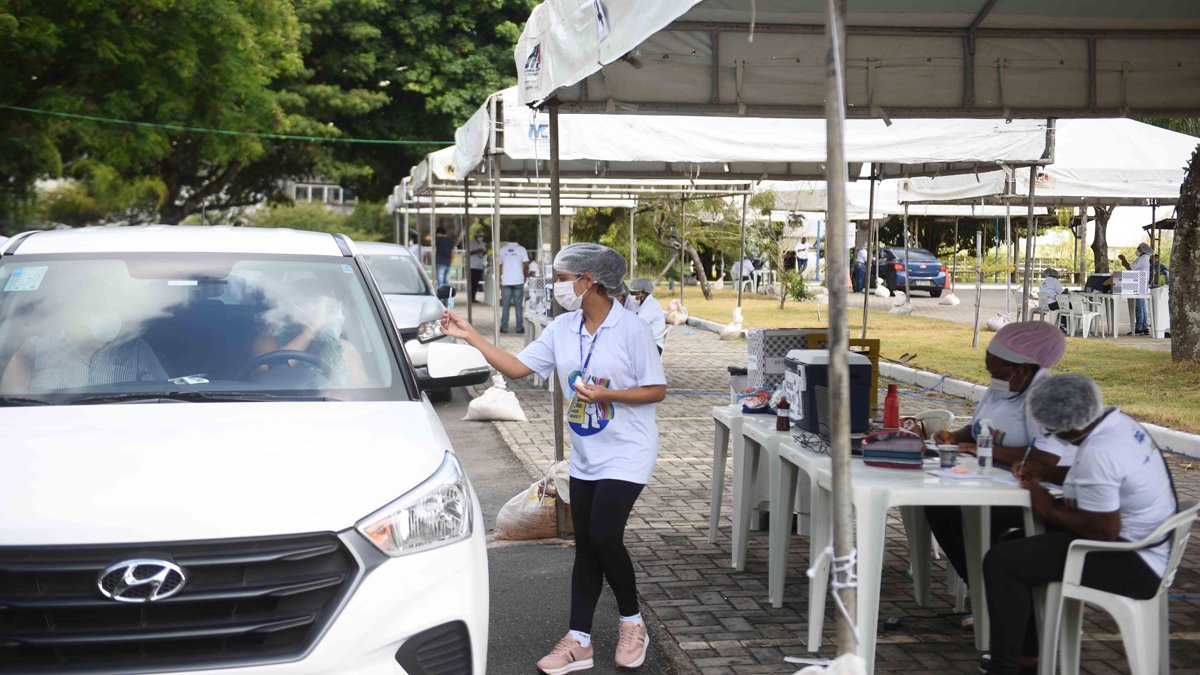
[
  {"xmin": 898, "ymin": 118, "xmax": 1199, "ymax": 206},
  {"xmin": 515, "ymin": 0, "xmax": 1200, "ymax": 118}
]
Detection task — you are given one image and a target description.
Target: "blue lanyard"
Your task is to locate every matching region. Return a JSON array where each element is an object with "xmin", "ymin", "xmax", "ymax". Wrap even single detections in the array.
[{"xmin": 578, "ymin": 319, "xmax": 601, "ymax": 383}]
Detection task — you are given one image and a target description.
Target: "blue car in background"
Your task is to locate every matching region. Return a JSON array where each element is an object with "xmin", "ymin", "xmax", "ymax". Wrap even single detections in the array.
[{"xmin": 871, "ymin": 246, "xmax": 948, "ymax": 297}]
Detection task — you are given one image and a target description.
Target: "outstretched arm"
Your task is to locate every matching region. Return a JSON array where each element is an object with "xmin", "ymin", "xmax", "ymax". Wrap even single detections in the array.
[{"xmin": 441, "ymin": 310, "xmax": 532, "ymax": 380}]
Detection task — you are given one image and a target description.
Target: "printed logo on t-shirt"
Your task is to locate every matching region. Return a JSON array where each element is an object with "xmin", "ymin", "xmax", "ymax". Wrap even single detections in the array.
[{"xmin": 566, "ymin": 371, "xmax": 614, "ymax": 437}]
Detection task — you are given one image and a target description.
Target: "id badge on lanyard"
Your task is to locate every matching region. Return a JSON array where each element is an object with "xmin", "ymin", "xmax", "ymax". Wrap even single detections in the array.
[{"xmin": 565, "ymin": 322, "xmax": 599, "ymax": 424}]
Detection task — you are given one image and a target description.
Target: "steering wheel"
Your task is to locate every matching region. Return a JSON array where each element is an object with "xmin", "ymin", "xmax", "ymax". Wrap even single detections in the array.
[{"xmin": 236, "ymin": 349, "xmax": 333, "ymax": 381}]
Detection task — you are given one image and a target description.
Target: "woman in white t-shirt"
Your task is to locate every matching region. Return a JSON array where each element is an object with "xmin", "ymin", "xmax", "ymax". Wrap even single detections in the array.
[
  {"xmin": 980, "ymin": 374, "xmax": 1176, "ymax": 674},
  {"xmin": 441, "ymin": 242, "xmax": 666, "ymax": 674}
]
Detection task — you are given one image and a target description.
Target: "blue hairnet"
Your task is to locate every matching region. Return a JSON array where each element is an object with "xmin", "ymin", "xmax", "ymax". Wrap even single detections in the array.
[
  {"xmin": 1026, "ymin": 374, "xmax": 1104, "ymax": 432},
  {"xmin": 553, "ymin": 243, "xmax": 627, "ymax": 290},
  {"xmin": 628, "ymin": 278, "xmax": 655, "ymax": 294}
]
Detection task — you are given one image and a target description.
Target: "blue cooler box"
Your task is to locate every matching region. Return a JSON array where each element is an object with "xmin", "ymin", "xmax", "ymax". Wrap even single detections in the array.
[{"xmin": 782, "ymin": 349, "xmax": 873, "ymax": 434}]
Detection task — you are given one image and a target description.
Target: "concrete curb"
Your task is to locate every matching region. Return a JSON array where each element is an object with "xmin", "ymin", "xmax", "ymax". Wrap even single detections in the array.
[{"xmin": 687, "ymin": 316, "xmax": 1200, "ymax": 459}]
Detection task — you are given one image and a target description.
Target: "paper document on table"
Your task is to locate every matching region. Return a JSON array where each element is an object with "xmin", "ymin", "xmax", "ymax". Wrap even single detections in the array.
[{"xmin": 989, "ymin": 473, "xmax": 1062, "ymax": 491}]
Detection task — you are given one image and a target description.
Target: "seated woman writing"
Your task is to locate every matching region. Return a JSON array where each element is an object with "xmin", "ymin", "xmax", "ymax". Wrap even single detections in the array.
[{"xmin": 980, "ymin": 374, "xmax": 1177, "ymax": 674}]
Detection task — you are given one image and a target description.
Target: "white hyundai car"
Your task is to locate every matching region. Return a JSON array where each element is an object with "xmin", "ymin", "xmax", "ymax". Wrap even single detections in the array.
[{"xmin": 0, "ymin": 226, "xmax": 491, "ymax": 674}]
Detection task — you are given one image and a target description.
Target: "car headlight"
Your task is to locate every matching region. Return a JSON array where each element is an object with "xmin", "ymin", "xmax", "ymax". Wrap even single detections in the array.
[
  {"xmin": 416, "ymin": 319, "xmax": 445, "ymax": 344},
  {"xmin": 356, "ymin": 452, "xmax": 473, "ymax": 557}
]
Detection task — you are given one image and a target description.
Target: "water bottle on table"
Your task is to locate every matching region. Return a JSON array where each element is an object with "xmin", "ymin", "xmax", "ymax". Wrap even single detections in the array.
[{"xmin": 975, "ymin": 418, "xmax": 993, "ymax": 476}]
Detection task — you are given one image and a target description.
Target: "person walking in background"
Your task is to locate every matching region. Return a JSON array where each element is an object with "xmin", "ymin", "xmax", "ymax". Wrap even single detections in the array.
[
  {"xmin": 852, "ymin": 245, "xmax": 867, "ymax": 292},
  {"xmin": 468, "ymin": 233, "xmax": 487, "ymax": 302},
  {"xmin": 1117, "ymin": 242, "xmax": 1153, "ymax": 335},
  {"xmin": 498, "ymin": 229, "xmax": 530, "ymax": 333},
  {"xmin": 627, "ymin": 278, "xmax": 667, "ymax": 354},
  {"xmin": 406, "ymin": 234, "xmax": 420, "ymax": 262},
  {"xmin": 794, "ymin": 237, "xmax": 811, "ymax": 274},
  {"xmin": 441, "ymin": 243, "xmax": 666, "ymax": 673},
  {"xmin": 433, "ymin": 226, "xmax": 455, "ymax": 287}
]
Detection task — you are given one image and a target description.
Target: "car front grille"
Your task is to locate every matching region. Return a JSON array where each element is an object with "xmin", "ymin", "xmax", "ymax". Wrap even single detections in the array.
[{"xmin": 0, "ymin": 532, "xmax": 359, "ymax": 673}]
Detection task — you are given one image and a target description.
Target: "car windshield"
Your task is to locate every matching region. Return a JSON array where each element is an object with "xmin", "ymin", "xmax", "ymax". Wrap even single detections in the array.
[
  {"xmin": 887, "ymin": 248, "xmax": 939, "ymax": 262},
  {"xmin": 0, "ymin": 254, "xmax": 409, "ymax": 404},
  {"xmin": 364, "ymin": 254, "xmax": 430, "ymax": 295}
]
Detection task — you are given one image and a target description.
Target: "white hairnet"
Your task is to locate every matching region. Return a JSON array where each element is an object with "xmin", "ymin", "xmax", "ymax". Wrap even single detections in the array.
[
  {"xmin": 628, "ymin": 278, "xmax": 655, "ymax": 294},
  {"xmin": 1026, "ymin": 374, "xmax": 1104, "ymax": 432},
  {"xmin": 1137, "ymin": 242, "xmax": 1153, "ymax": 256},
  {"xmin": 553, "ymin": 243, "xmax": 627, "ymax": 290}
]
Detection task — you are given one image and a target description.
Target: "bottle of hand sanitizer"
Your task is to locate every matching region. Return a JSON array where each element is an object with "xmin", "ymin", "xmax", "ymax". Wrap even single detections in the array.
[{"xmin": 976, "ymin": 418, "xmax": 993, "ymax": 476}]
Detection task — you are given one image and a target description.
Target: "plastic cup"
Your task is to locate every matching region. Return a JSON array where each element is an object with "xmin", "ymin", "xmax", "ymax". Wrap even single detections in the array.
[{"xmin": 937, "ymin": 445, "xmax": 959, "ymax": 469}]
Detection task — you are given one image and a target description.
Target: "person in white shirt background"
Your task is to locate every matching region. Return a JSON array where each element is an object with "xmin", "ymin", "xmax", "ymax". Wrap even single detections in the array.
[
  {"xmin": 794, "ymin": 237, "xmax": 811, "ymax": 274},
  {"xmin": 406, "ymin": 234, "xmax": 421, "ymax": 262},
  {"xmin": 1038, "ymin": 268, "xmax": 1064, "ymax": 310},
  {"xmin": 441, "ymin": 242, "xmax": 666, "ymax": 673},
  {"xmin": 1118, "ymin": 242, "xmax": 1153, "ymax": 335},
  {"xmin": 730, "ymin": 257, "xmax": 754, "ymax": 286},
  {"xmin": 468, "ymin": 233, "xmax": 487, "ymax": 302},
  {"xmin": 852, "ymin": 245, "xmax": 867, "ymax": 292},
  {"xmin": 627, "ymin": 278, "xmax": 667, "ymax": 355},
  {"xmin": 981, "ymin": 374, "xmax": 1176, "ymax": 675},
  {"xmin": 497, "ymin": 229, "xmax": 530, "ymax": 333}
]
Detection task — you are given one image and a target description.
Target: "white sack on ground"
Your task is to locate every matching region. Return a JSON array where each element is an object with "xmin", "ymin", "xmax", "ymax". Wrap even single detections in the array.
[
  {"xmin": 464, "ymin": 374, "xmax": 528, "ymax": 422},
  {"xmin": 872, "ymin": 284, "xmax": 890, "ymax": 298},
  {"xmin": 720, "ymin": 306, "xmax": 743, "ymax": 340},
  {"xmin": 666, "ymin": 298, "xmax": 688, "ymax": 326},
  {"xmin": 938, "ymin": 292, "xmax": 961, "ymax": 306},
  {"xmin": 986, "ymin": 313, "xmax": 1013, "ymax": 332}
]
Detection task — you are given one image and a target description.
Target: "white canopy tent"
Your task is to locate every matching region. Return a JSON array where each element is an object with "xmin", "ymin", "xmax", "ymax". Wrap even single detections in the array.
[
  {"xmin": 515, "ymin": 0, "xmax": 1200, "ymax": 119},
  {"xmin": 509, "ymin": 0, "xmax": 1200, "ymax": 668}
]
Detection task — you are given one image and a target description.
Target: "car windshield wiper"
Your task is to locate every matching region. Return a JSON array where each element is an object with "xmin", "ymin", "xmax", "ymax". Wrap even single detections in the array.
[
  {"xmin": 0, "ymin": 395, "xmax": 53, "ymax": 406},
  {"xmin": 64, "ymin": 392, "xmax": 340, "ymax": 405}
]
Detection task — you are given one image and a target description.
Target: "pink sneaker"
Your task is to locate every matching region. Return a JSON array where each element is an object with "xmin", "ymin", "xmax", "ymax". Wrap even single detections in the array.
[
  {"xmin": 615, "ymin": 621, "xmax": 649, "ymax": 669},
  {"xmin": 536, "ymin": 633, "xmax": 594, "ymax": 674}
]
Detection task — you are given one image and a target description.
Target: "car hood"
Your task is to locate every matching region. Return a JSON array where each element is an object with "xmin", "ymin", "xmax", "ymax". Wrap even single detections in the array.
[
  {"xmin": 384, "ymin": 294, "xmax": 444, "ymax": 332},
  {"xmin": 0, "ymin": 401, "xmax": 449, "ymax": 546}
]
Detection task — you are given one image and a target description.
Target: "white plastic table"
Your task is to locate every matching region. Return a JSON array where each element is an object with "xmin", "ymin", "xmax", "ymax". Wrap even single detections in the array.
[
  {"xmin": 806, "ymin": 459, "xmax": 1034, "ymax": 672},
  {"xmin": 733, "ymin": 415, "xmax": 794, "ymax": 570}
]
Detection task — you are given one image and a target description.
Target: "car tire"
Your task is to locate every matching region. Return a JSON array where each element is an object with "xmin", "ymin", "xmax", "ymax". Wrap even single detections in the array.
[
  {"xmin": 929, "ymin": 289, "xmax": 943, "ymax": 298},
  {"xmin": 427, "ymin": 389, "xmax": 453, "ymax": 403}
]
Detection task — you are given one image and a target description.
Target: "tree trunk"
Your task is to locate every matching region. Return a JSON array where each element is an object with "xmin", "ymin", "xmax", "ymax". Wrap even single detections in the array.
[
  {"xmin": 1171, "ymin": 147, "xmax": 1200, "ymax": 363},
  {"xmin": 1089, "ymin": 205, "xmax": 1115, "ymax": 273},
  {"xmin": 683, "ymin": 240, "xmax": 713, "ymax": 300}
]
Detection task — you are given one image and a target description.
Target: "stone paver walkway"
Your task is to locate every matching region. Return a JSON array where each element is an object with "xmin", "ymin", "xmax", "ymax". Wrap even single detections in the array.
[{"xmin": 459, "ymin": 300, "xmax": 1200, "ymax": 674}]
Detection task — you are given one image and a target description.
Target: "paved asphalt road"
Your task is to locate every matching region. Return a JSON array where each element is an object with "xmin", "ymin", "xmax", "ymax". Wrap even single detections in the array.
[{"xmin": 433, "ymin": 388, "xmax": 675, "ymax": 675}]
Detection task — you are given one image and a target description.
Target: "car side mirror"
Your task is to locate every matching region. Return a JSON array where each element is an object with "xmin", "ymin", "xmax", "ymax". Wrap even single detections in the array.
[
  {"xmin": 416, "ymin": 341, "xmax": 490, "ymax": 390},
  {"xmin": 436, "ymin": 284, "xmax": 456, "ymax": 301}
]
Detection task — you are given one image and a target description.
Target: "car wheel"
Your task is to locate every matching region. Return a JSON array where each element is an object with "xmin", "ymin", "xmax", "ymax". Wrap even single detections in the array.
[
  {"xmin": 427, "ymin": 389, "xmax": 453, "ymax": 403},
  {"xmin": 929, "ymin": 289, "xmax": 943, "ymax": 298}
]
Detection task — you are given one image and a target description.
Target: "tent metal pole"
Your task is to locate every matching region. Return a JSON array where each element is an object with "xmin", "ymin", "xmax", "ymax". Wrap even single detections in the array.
[
  {"xmin": 860, "ymin": 165, "xmax": 876, "ymax": 338},
  {"xmin": 429, "ymin": 189, "xmax": 437, "ymax": 278},
  {"xmin": 464, "ymin": 179, "xmax": 473, "ymax": 323},
  {"xmin": 1151, "ymin": 201, "xmax": 1159, "ymax": 286},
  {"xmin": 629, "ymin": 206, "xmax": 637, "ymax": 276},
  {"xmin": 823, "ymin": 0, "xmax": 857, "ymax": 656},
  {"xmin": 402, "ymin": 204, "xmax": 410, "ymax": 246},
  {"xmin": 394, "ymin": 206, "xmax": 400, "ymax": 245},
  {"xmin": 738, "ymin": 194, "xmax": 748, "ymax": 308},
  {"xmin": 549, "ymin": 99, "xmax": 567, "ymax": 540},
  {"xmin": 679, "ymin": 197, "xmax": 686, "ymax": 307},
  {"xmin": 973, "ymin": 229, "xmax": 983, "ymax": 348},
  {"xmin": 1004, "ymin": 197, "xmax": 1012, "ymax": 314},
  {"xmin": 1020, "ymin": 167, "xmax": 1039, "ymax": 321},
  {"xmin": 952, "ymin": 217, "xmax": 959, "ymax": 289},
  {"xmin": 489, "ymin": 158, "xmax": 501, "ymax": 345},
  {"xmin": 902, "ymin": 203, "xmax": 911, "ymax": 301}
]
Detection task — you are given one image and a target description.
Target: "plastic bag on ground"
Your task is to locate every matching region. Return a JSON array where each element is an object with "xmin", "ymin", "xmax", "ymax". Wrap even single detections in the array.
[
  {"xmin": 789, "ymin": 654, "xmax": 867, "ymax": 675},
  {"xmin": 938, "ymin": 292, "xmax": 961, "ymax": 305},
  {"xmin": 666, "ymin": 298, "xmax": 689, "ymax": 326},
  {"xmin": 872, "ymin": 283, "xmax": 890, "ymax": 298},
  {"xmin": 986, "ymin": 312, "xmax": 1013, "ymax": 332},
  {"xmin": 720, "ymin": 306, "xmax": 743, "ymax": 340},
  {"xmin": 494, "ymin": 461, "xmax": 573, "ymax": 540},
  {"xmin": 464, "ymin": 374, "xmax": 528, "ymax": 422}
]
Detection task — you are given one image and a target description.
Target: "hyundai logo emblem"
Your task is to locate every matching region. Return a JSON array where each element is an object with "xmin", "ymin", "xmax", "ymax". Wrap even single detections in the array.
[{"xmin": 97, "ymin": 559, "xmax": 187, "ymax": 603}]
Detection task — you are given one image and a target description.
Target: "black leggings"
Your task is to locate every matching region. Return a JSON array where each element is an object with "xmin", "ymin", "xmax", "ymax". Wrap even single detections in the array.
[
  {"xmin": 982, "ymin": 530, "xmax": 1161, "ymax": 674},
  {"xmin": 925, "ymin": 505, "xmax": 1028, "ymax": 587},
  {"xmin": 569, "ymin": 477, "xmax": 645, "ymax": 633}
]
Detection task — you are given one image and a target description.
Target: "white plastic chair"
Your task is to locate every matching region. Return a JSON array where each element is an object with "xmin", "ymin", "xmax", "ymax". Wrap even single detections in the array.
[
  {"xmin": 1038, "ymin": 498, "xmax": 1200, "ymax": 675},
  {"xmin": 1060, "ymin": 295, "xmax": 1101, "ymax": 339}
]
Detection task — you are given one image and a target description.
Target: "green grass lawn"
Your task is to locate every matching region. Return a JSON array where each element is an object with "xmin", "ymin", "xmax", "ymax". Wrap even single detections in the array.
[{"xmin": 675, "ymin": 287, "xmax": 1200, "ymax": 434}]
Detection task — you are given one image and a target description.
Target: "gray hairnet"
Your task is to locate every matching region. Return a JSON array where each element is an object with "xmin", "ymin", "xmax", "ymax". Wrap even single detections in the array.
[
  {"xmin": 628, "ymin": 278, "xmax": 655, "ymax": 294},
  {"xmin": 1026, "ymin": 374, "xmax": 1105, "ymax": 432},
  {"xmin": 611, "ymin": 280, "xmax": 629, "ymax": 297},
  {"xmin": 1137, "ymin": 242, "xmax": 1152, "ymax": 256},
  {"xmin": 553, "ymin": 243, "xmax": 628, "ymax": 290},
  {"xmin": 1043, "ymin": 268, "xmax": 1059, "ymax": 278}
]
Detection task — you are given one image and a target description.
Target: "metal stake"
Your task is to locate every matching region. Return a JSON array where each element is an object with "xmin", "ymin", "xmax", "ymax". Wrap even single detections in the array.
[
  {"xmin": 549, "ymin": 99, "xmax": 568, "ymax": 540},
  {"xmin": 1020, "ymin": 166, "xmax": 1039, "ymax": 320},
  {"xmin": 738, "ymin": 194, "xmax": 748, "ymax": 308}
]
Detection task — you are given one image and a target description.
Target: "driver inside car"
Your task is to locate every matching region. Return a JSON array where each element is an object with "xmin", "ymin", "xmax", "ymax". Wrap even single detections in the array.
[
  {"xmin": 250, "ymin": 279, "xmax": 368, "ymax": 387},
  {"xmin": 0, "ymin": 286, "xmax": 168, "ymax": 393}
]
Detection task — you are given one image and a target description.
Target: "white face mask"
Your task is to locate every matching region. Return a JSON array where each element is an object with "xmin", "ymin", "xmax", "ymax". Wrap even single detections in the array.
[
  {"xmin": 554, "ymin": 279, "xmax": 585, "ymax": 311},
  {"xmin": 988, "ymin": 377, "xmax": 1015, "ymax": 397},
  {"xmin": 87, "ymin": 311, "xmax": 122, "ymax": 343},
  {"xmin": 625, "ymin": 297, "xmax": 641, "ymax": 312}
]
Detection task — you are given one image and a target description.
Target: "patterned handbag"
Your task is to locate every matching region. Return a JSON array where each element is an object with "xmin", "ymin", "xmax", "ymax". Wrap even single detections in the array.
[{"xmin": 861, "ymin": 429, "xmax": 926, "ymax": 470}]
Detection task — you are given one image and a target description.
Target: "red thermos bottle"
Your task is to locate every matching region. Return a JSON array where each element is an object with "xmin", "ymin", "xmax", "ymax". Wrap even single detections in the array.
[{"xmin": 883, "ymin": 384, "xmax": 900, "ymax": 429}]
